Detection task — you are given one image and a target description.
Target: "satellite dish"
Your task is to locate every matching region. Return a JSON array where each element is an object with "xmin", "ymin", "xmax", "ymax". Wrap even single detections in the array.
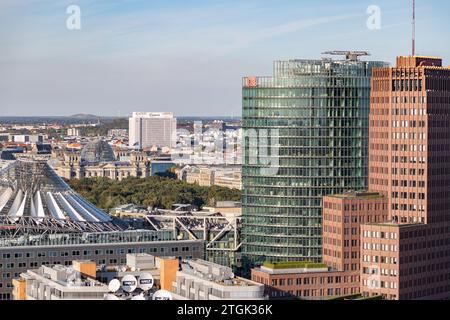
[
  {"xmin": 104, "ymin": 294, "xmax": 120, "ymax": 300},
  {"xmin": 138, "ymin": 273, "xmax": 154, "ymax": 291},
  {"xmin": 108, "ymin": 279, "xmax": 121, "ymax": 293},
  {"xmin": 121, "ymin": 275, "xmax": 138, "ymax": 293},
  {"xmin": 152, "ymin": 289, "xmax": 173, "ymax": 301},
  {"xmin": 131, "ymin": 294, "xmax": 146, "ymax": 301}
]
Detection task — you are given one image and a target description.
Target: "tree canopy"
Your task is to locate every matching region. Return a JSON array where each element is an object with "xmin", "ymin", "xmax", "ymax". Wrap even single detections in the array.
[{"xmin": 67, "ymin": 176, "xmax": 242, "ymax": 212}]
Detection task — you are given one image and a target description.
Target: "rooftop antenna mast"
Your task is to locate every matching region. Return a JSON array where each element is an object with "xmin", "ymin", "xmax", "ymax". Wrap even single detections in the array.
[{"xmin": 412, "ymin": 0, "xmax": 416, "ymax": 56}]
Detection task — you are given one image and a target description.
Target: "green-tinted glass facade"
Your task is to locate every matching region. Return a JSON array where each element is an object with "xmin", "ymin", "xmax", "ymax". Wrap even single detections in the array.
[{"xmin": 242, "ymin": 58, "xmax": 388, "ymax": 265}]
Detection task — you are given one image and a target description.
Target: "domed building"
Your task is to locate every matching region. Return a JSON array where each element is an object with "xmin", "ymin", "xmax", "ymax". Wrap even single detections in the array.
[
  {"xmin": 80, "ymin": 140, "xmax": 116, "ymax": 164},
  {"xmin": 52, "ymin": 139, "xmax": 152, "ymax": 180}
]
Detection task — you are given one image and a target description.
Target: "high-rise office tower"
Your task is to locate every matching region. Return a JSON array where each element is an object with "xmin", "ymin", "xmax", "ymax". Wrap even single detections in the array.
[
  {"xmin": 242, "ymin": 53, "xmax": 388, "ymax": 265},
  {"xmin": 129, "ymin": 112, "xmax": 177, "ymax": 149},
  {"xmin": 360, "ymin": 56, "xmax": 450, "ymax": 300}
]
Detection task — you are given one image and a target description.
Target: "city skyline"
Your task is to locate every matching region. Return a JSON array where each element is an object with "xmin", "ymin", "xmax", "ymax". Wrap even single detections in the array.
[
  {"xmin": 3, "ymin": 0, "xmax": 450, "ymax": 304},
  {"xmin": 1, "ymin": 0, "xmax": 450, "ymax": 117}
]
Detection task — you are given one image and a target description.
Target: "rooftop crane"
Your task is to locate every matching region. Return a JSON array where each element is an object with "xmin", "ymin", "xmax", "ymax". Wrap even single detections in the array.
[{"xmin": 322, "ymin": 51, "xmax": 371, "ymax": 61}]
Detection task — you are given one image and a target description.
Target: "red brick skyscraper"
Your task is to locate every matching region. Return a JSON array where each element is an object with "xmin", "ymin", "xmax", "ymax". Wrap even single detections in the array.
[{"xmin": 360, "ymin": 56, "xmax": 450, "ymax": 300}]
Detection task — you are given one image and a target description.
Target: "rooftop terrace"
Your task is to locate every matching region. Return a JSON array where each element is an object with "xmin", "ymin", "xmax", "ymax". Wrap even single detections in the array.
[
  {"xmin": 262, "ymin": 261, "xmax": 327, "ymax": 270},
  {"xmin": 328, "ymin": 191, "xmax": 384, "ymax": 200}
]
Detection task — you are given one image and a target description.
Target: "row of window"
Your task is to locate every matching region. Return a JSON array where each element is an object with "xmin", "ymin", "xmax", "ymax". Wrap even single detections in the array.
[
  {"xmin": 362, "ymin": 230, "xmax": 398, "ymax": 239},
  {"xmin": 0, "ymin": 262, "xmax": 28, "ymax": 269},
  {"xmin": 392, "ymin": 144, "xmax": 426, "ymax": 152},
  {"xmin": 391, "ymin": 204, "xmax": 426, "ymax": 213},
  {"xmin": 392, "ymin": 158, "xmax": 426, "ymax": 165},
  {"xmin": 268, "ymin": 275, "xmax": 354, "ymax": 287},
  {"xmin": 392, "ymin": 191, "xmax": 426, "ymax": 200},
  {"xmin": 1, "ymin": 272, "xmax": 21, "ymax": 280},
  {"xmin": 392, "ymin": 120, "xmax": 426, "ymax": 128},
  {"xmin": 392, "ymin": 132, "xmax": 427, "ymax": 140},
  {"xmin": 1, "ymin": 246, "xmax": 198, "ymax": 260},
  {"xmin": 362, "ymin": 255, "xmax": 398, "ymax": 264},
  {"xmin": 390, "ymin": 180, "xmax": 426, "ymax": 189},
  {"xmin": 362, "ymin": 267, "xmax": 398, "ymax": 277},
  {"xmin": 392, "ymin": 79, "xmax": 423, "ymax": 92},
  {"xmin": 391, "ymin": 107, "xmax": 427, "ymax": 115},
  {"xmin": 363, "ymin": 279, "xmax": 398, "ymax": 289},
  {"xmin": 323, "ymin": 203, "xmax": 387, "ymax": 213},
  {"xmin": 363, "ymin": 243, "xmax": 398, "ymax": 252},
  {"xmin": 323, "ymin": 226, "xmax": 359, "ymax": 235}
]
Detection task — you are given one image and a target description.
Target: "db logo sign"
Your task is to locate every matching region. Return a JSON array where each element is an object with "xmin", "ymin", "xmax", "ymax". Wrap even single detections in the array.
[{"xmin": 246, "ymin": 77, "xmax": 258, "ymax": 87}]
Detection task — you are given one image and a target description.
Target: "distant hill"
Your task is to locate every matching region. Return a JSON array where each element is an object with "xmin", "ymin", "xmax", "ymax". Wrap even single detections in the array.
[{"xmin": 68, "ymin": 114, "xmax": 100, "ymax": 120}]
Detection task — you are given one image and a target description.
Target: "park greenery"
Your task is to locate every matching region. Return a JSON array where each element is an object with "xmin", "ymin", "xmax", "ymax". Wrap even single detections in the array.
[
  {"xmin": 80, "ymin": 118, "xmax": 129, "ymax": 137},
  {"xmin": 67, "ymin": 176, "xmax": 242, "ymax": 212}
]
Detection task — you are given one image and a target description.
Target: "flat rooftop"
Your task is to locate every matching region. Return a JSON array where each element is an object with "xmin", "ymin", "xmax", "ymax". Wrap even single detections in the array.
[
  {"xmin": 27, "ymin": 265, "xmax": 107, "ymax": 289},
  {"xmin": 181, "ymin": 259, "xmax": 261, "ymax": 287},
  {"xmin": 328, "ymin": 191, "xmax": 384, "ymax": 200},
  {"xmin": 263, "ymin": 261, "xmax": 327, "ymax": 270},
  {"xmin": 364, "ymin": 222, "xmax": 425, "ymax": 229}
]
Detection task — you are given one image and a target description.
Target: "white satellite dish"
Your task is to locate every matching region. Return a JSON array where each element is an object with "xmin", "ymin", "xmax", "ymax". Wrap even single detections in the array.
[
  {"xmin": 104, "ymin": 294, "xmax": 120, "ymax": 300},
  {"xmin": 108, "ymin": 279, "xmax": 121, "ymax": 293},
  {"xmin": 138, "ymin": 273, "xmax": 154, "ymax": 291},
  {"xmin": 121, "ymin": 275, "xmax": 138, "ymax": 293},
  {"xmin": 152, "ymin": 289, "xmax": 173, "ymax": 301},
  {"xmin": 131, "ymin": 294, "xmax": 146, "ymax": 301}
]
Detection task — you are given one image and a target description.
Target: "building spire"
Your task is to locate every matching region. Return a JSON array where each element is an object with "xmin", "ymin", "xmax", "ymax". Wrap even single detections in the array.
[{"xmin": 412, "ymin": 0, "xmax": 416, "ymax": 56}]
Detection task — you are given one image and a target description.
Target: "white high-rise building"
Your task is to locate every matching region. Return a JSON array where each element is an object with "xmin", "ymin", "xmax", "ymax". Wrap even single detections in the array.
[
  {"xmin": 67, "ymin": 128, "xmax": 81, "ymax": 137},
  {"xmin": 129, "ymin": 112, "xmax": 177, "ymax": 149}
]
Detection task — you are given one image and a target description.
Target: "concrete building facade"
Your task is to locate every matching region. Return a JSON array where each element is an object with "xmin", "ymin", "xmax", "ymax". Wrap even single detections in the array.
[
  {"xmin": 18, "ymin": 263, "xmax": 109, "ymax": 300},
  {"xmin": 1, "ymin": 237, "xmax": 204, "ymax": 300},
  {"xmin": 129, "ymin": 112, "xmax": 177, "ymax": 149},
  {"xmin": 360, "ymin": 56, "xmax": 450, "ymax": 300},
  {"xmin": 180, "ymin": 165, "xmax": 242, "ymax": 190},
  {"xmin": 54, "ymin": 150, "xmax": 151, "ymax": 180},
  {"xmin": 172, "ymin": 259, "xmax": 265, "ymax": 300}
]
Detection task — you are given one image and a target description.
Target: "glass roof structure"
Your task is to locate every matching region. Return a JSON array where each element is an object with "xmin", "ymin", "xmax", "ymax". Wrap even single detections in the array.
[
  {"xmin": 80, "ymin": 140, "xmax": 116, "ymax": 164},
  {"xmin": 0, "ymin": 158, "xmax": 124, "ymax": 234}
]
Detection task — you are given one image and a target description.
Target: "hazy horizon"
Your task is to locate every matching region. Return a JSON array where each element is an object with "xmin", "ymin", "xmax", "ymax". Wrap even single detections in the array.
[
  {"xmin": 1, "ymin": 0, "xmax": 449, "ymax": 117},
  {"xmin": 0, "ymin": 114, "xmax": 243, "ymax": 118}
]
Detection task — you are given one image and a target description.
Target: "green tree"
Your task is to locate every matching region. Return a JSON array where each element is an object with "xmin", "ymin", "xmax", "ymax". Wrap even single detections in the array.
[{"xmin": 66, "ymin": 176, "xmax": 241, "ymax": 212}]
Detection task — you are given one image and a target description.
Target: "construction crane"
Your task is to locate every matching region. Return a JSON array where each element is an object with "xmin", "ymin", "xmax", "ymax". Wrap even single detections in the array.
[{"xmin": 322, "ymin": 51, "xmax": 371, "ymax": 61}]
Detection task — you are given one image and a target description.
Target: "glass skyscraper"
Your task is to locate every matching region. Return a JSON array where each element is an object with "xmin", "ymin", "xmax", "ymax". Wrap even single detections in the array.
[{"xmin": 242, "ymin": 55, "xmax": 388, "ymax": 265}]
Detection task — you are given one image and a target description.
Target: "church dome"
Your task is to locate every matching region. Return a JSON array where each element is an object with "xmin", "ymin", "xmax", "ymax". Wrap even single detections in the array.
[{"xmin": 80, "ymin": 140, "xmax": 116, "ymax": 164}]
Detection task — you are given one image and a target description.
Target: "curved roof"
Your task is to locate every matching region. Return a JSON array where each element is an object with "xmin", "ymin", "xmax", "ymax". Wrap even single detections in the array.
[
  {"xmin": 0, "ymin": 159, "xmax": 123, "ymax": 232},
  {"xmin": 80, "ymin": 140, "xmax": 116, "ymax": 164}
]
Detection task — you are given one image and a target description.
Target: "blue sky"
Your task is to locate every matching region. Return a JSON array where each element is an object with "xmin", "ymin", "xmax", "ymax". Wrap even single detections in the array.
[{"xmin": 0, "ymin": 0, "xmax": 449, "ymax": 117}]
